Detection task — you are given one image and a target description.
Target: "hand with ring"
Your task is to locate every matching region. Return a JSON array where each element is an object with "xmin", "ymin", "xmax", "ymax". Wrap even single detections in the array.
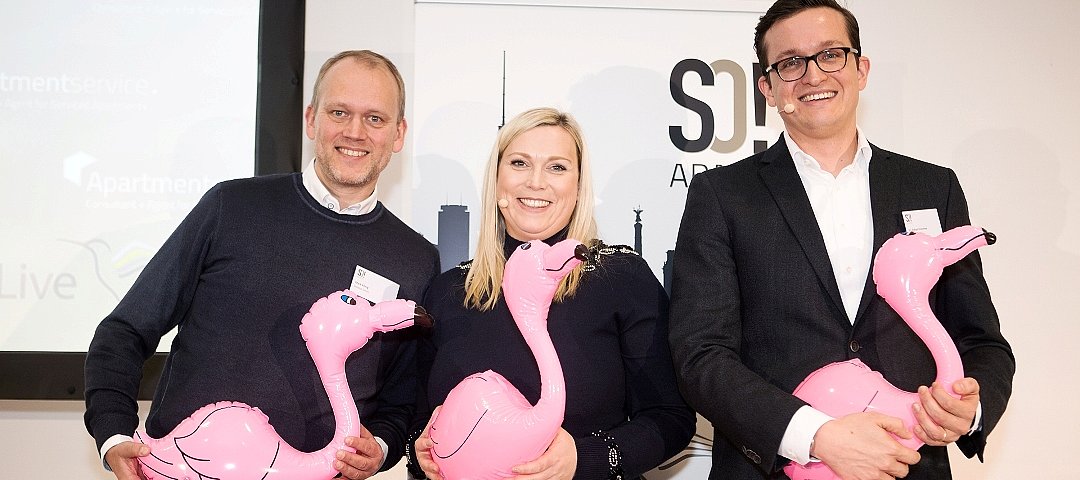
[{"xmin": 911, "ymin": 378, "xmax": 981, "ymax": 446}]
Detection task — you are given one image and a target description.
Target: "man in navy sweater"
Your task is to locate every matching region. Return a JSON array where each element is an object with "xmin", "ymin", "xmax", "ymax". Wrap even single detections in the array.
[{"xmin": 84, "ymin": 50, "xmax": 440, "ymax": 480}]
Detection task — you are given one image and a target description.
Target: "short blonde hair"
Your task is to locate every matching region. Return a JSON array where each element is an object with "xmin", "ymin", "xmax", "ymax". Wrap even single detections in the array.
[{"xmin": 464, "ymin": 107, "xmax": 599, "ymax": 311}]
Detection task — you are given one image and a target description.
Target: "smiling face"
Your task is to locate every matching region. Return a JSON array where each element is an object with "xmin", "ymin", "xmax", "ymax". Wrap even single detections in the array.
[
  {"xmin": 304, "ymin": 59, "xmax": 406, "ymax": 204},
  {"xmin": 496, "ymin": 125, "xmax": 580, "ymax": 242},
  {"xmin": 758, "ymin": 7, "xmax": 869, "ymax": 141}
]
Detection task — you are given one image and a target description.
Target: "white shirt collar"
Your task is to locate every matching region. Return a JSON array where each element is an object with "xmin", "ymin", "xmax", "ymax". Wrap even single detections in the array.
[
  {"xmin": 301, "ymin": 157, "xmax": 378, "ymax": 215},
  {"xmin": 783, "ymin": 127, "xmax": 872, "ymax": 175}
]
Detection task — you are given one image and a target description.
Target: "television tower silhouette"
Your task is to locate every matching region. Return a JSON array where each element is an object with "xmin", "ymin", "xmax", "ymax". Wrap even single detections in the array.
[
  {"xmin": 633, "ymin": 206, "xmax": 643, "ymax": 255},
  {"xmin": 434, "ymin": 51, "xmax": 510, "ymax": 272},
  {"xmin": 500, "ymin": 50, "xmax": 506, "ymax": 129}
]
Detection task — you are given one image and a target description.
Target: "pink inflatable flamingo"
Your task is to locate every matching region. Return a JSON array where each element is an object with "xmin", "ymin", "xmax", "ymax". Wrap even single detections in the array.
[
  {"xmin": 783, "ymin": 225, "xmax": 996, "ymax": 480},
  {"xmin": 133, "ymin": 290, "xmax": 431, "ymax": 480},
  {"xmin": 428, "ymin": 239, "xmax": 589, "ymax": 480}
]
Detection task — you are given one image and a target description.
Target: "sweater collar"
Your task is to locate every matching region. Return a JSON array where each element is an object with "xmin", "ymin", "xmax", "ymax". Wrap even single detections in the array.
[{"xmin": 502, "ymin": 228, "xmax": 570, "ymax": 259}]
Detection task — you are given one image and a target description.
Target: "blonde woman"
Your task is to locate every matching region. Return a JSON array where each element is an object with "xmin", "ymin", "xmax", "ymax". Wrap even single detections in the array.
[{"xmin": 409, "ymin": 108, "xmax": 694, "ymax": 479}]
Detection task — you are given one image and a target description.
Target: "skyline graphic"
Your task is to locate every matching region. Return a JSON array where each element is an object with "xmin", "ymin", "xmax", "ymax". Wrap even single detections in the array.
[
  {"xmin": 436, "ymin": 204, "xmax": 470, "ymax": 272},
  {"xmin": 433, "ymin": 201, "xmax": 677, "ymax": 295}
]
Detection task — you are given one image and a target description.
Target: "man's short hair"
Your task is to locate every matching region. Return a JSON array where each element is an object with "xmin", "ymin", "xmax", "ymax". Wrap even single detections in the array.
[
  {"xmin": 754, "ymin": 0, "xmax": 862, "ymax": 82},
  {"xmin": 309, "ymin": 50, "xmax": 406, "ymax": 121}
]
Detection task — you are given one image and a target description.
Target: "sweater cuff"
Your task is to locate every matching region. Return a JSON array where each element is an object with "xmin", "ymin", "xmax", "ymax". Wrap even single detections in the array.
[
  {"xmin": 365, "ymin": 423, "xmax": 403, "ymax": 472},
  {"xmin": 88, "ymin": 413, "xmax": 139, "ymax": 453},
  {"xmin": 574, "ymin": 435, "xmax": 610, "ymax": 479},
  {"xmin": 576, "ymin": 431, "xmax": 626, "ymax": 479}
]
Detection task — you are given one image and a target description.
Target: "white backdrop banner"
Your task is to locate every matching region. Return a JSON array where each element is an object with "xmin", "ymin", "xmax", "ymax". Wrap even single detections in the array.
[{"xmin": 412, "ymin": 2, "xmax": 779, "ymax": 477}]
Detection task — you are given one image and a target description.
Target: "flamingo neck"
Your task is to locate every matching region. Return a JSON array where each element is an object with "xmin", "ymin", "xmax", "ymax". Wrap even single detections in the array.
[
  {"xmin": 891, "ymin": 294, "xmax": 964, "ymax": 394},
  {"xmin": 307, "ymin": 351, "xmax": 361, "ymax": 467},
  {"xmin": 517, "ymin": 306, "xmax": 566, "ymax": 415}
]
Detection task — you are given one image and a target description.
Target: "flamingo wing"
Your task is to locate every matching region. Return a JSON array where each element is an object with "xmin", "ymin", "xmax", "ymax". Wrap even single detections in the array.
[{"xmin": 173, "ymin": 402, "xmax": 286, "ymax": 479}]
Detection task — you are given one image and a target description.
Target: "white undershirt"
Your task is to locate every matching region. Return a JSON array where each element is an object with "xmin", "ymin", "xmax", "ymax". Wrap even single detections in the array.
[{"xmin": 99, "ymin": 160, "xmax": 386, "ymax": 470}]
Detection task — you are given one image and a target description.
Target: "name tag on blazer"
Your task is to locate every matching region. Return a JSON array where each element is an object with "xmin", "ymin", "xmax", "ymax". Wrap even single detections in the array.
[{"xmin": 902, "ymin": 208, "xmax": 943, "ymax": 236}]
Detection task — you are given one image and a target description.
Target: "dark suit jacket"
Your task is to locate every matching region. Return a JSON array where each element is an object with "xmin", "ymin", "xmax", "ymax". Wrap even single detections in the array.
[{"xmin": 669, "ymin": 137, "xmax": 1014, "ymax": 479}]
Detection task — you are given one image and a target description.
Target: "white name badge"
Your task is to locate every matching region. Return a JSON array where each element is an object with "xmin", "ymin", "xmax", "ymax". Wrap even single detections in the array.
[
  {"xmin": 349, "ymin": 265, "xmax": 400, "ymax": 303},
  {"xmin": 902, "ymin": 208, "xmax": 943, "ymax": 236}
]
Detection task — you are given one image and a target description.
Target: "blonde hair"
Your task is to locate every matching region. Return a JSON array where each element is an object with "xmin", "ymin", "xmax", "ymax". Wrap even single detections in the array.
[{"xmin": 464, "ymin": 107, "xmax": 598, "ymax": 311}]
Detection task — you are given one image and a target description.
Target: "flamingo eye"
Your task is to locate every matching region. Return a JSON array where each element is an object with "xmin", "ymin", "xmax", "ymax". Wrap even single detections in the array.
[
  {"xmin": 340, "ymin": 294, "xmax": 357, "ymax": 305},
  {"xmin": 520, "ymin": 243, "xmax": 531, "ymax": 250}
]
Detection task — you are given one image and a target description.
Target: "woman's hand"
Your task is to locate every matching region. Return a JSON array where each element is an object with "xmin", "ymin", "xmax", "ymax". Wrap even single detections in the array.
[
  {"xmin": 414, "ymin": 406, "xmax": 443, "ymax": 480},
  {"xmin": 511, "ymin": 428, "xmax": 577, "ymax": 480}
]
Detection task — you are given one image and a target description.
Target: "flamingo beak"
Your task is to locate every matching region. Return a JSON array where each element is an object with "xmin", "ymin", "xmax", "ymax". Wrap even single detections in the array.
[
  {"xmin": 413, "ymin": 305, "xmax": 434, "ymax": 328},
  {"xmin": 982, "ymin": 229, "xmax": 997, "ymax": 245},
  {"xmin": 573, "ymin": 244, "xmax": 592, "ymax": 263}
]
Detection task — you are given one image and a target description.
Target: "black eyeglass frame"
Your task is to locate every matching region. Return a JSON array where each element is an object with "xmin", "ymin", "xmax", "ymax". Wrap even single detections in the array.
[{"xmin": 763, "ymin": 47, "xmax": 860, "ymax": 82}]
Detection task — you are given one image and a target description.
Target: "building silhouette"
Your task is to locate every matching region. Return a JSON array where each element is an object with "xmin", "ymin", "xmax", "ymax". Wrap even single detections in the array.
[
  {"xmin": 633, "ymin": 207, "xmax": 643, "ymax": 255},
  {"xmin": 437, "ymin": 204, "xmax": 469, "ymax": 272},
  {"xmin": 663, "ymin": 249, "xmax": 675, "ymax": 297}
]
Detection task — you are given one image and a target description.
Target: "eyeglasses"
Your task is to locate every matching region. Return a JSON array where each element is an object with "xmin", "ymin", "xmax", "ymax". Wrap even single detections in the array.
[{"xmin": 764, "ymin": 47, "xmax": 859, "ymax": 82}]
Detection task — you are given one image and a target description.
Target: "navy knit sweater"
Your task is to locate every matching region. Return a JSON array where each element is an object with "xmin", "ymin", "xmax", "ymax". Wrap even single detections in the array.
[
  {"xmin": 415, "ymin": 234, "xmax": 695, "ymax": 479},
  {"xmin": 84, "ymin": 173, "xmax": 440, "ymax": 470}
]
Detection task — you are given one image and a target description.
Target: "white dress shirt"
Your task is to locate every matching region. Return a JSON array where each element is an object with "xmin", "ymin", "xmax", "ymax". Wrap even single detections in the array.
[
  {"xmin": 778, "ymin": 129, "xmax": 873, "ymax": 465},
  {"xmin": 302, "ymin": 157, "xmax": 379, "ymax": 215}
]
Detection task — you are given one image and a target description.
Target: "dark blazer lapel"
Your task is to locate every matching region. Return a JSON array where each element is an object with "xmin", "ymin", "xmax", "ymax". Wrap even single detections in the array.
[
  {"xmin": 758, "ymin": 136, "xmax": 846, "ymax": 319},
  {"xmin": 853, "ymin": 144, "xmax": 903, "ymax": 323}
]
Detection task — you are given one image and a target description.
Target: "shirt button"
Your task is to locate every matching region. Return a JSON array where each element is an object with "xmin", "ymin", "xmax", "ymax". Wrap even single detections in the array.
[
  {"xmin": 849, "ymin": 340, "xmax": 861, "ymax": 352},
  {"xmin": 845, "ymin": 266, "xmax": 853, "ymax": 274},
  {"xmin": 327, "ymin": 203, "xmax": 336, "ymax": 210}
]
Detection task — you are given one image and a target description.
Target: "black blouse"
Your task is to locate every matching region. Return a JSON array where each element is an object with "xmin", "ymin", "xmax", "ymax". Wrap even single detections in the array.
[{"xmin": 414, "ymin": 233, "xmax": 695, "ymax": 479}]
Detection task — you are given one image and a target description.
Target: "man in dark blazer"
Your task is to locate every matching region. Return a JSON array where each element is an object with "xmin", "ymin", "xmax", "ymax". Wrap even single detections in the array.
[{"xmin": 668, "ymin": 1, "xmax": 1014, "ymax": 479}]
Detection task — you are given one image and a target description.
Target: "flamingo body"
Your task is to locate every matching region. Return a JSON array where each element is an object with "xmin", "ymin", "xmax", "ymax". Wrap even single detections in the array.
[
  {"xmin": 430, "ymin": 371, "xmax": 552, "ymax": 480},
  {"xmin": 133, "ymin": 291, "xmax": 423, "ymax": 480},
  {"xmin": 429, "ymin": 239, "xmax": 587, "ymax": 480},
  {"xmin": 784, "ymin": 226, "xmax": 995, "ymax": 480}
]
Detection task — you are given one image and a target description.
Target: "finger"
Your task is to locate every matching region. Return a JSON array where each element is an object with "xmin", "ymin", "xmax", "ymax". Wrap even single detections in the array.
[
  {"xmin": 418, "ymin": 457, "xmax": 441, "ymax": 480},
  {"xmin": 333, "ymin": 460, "xmax": 354, "ymax": 479},
  {"xmin": 912, "ymin": 424, "xmax": 945, "ymax": 447},
  {"xmin": 883, "ymin": 460, "xmax": 911, "ymax": 479},
  {"xmin": 952, "ymin": 377, "xmax": 981, "ymax": 396},
  {"xmin": 926, "ymin": 384, "xmax": 974, "ymax": 432},
  {"xmin": 930, "ymin": 382, "xmax": 965, "ymax": 412},
  {"xmin": 917, "ymin": 385, "xmax": 953, "ymax": 425},
  {"xmin": 897, "ymin": 443, "xmax": 922, "ymax": 466},
  {"xmin": 511, "ymin": 458, "xmax": 546, "ymax": 475},
  {"xmin": 111, "ymin": 441, "xmax": 151, "ymax": 459},
  {"xmin": 338, "ymin": 448, "xmax": 378, "ymax": 470},
  {"xmin": 357, "ymin": 424, "xmax": 375, "ymax": 439},
  {"xmin": 911, "ymin": 401, "xmax": 948, "ymax": 444},
  {"xmin": 428, "ymin": 405, "xmax": 442, "ymax": 428},
  {"xmin": 351, "ymin": 438, "xmax": 382, "ymax": 458},
  {"xmin": 875, "ymin": 413, "xmax": 913, "ymax": 440},
  {"xmin": 415, "ymin": 435, "xmax": 433, "ymax": 451}
]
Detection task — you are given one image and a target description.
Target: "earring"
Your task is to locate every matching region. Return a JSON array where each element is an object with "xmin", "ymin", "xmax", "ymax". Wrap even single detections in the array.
[{"xmin": 498, "ymin": 198, "xmax": 509, "ymax": 208}]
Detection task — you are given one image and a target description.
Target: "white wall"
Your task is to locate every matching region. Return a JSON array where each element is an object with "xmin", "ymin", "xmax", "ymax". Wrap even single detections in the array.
[
  {"xmin": 850, "ymin": 1, "xmax": 1080, "ymax": 478},
  {"xmin": 3, "ymin": 1, "xmax": 1075, "ymax": 478}
]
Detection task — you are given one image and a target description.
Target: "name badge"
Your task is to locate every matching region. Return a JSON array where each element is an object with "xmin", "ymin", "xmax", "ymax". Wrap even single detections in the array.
[
  {"xmin": 901, "ymin": 208, "xmax": 943, "ymax": 236},
  {"xmin": 350, "ymin": 265, "xmax": 400, "ymax": 303}
]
